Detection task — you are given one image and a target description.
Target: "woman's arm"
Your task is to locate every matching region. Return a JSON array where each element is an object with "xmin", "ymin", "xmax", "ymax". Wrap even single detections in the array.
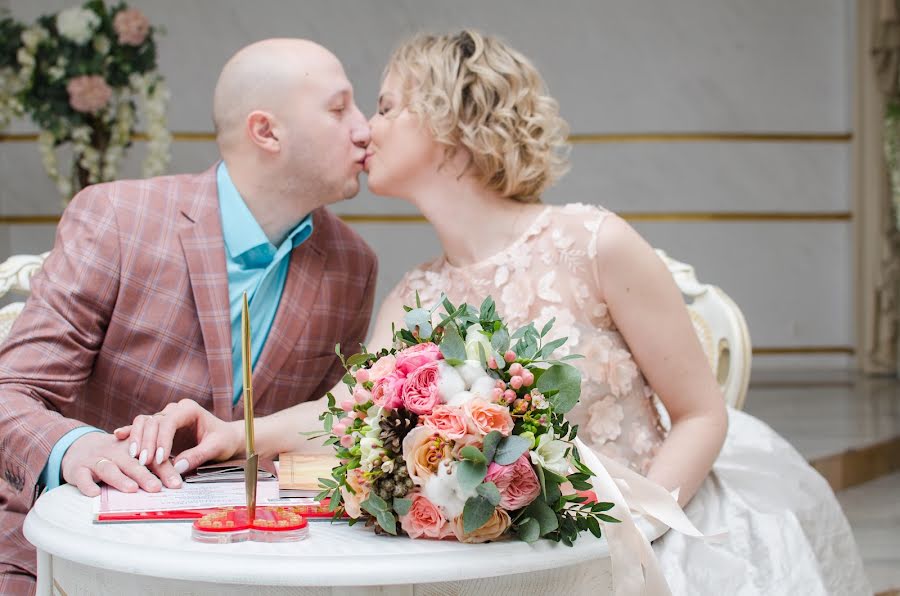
[{"xmin": 594, "ymin": 215, "xmax": 728, "ymax": 505}]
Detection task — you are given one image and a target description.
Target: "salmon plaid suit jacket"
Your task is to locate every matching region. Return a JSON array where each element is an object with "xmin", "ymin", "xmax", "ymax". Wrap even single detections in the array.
[{"xmin": 0, "ymin": 166, "xmax": 377, "ymax": 581}]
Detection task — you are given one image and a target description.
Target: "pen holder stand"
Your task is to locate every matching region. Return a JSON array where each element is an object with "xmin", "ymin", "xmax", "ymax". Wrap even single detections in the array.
[{"xmin": 191, "ymin": 506, "xmax": 309, "ymax": 544}]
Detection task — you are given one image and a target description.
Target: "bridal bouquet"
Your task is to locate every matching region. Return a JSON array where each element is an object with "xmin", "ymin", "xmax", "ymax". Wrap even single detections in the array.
[{"xmin": 317, "ymin": 296, "xmax": 619, "ymax": 544}]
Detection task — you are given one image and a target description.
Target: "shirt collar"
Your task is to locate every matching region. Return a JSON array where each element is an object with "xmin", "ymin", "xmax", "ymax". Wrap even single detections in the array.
[{"xmin": 217, "ymin": 162, "xmax": 314, "ymax": 264}]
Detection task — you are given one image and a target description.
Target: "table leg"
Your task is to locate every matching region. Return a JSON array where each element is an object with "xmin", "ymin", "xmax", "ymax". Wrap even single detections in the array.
[{"xmin": 34, "ymin": 549, "xmax": 52, "ymax": 596}]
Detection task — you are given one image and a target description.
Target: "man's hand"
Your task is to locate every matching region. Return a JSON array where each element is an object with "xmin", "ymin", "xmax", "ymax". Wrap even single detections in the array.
[
  {"xmin": 113, "ymin": 399, "xmax": 243, "ymax": 476},
  {"xmin": 61, "ymin": 432, "xmax": 180, "ymax": 497}
]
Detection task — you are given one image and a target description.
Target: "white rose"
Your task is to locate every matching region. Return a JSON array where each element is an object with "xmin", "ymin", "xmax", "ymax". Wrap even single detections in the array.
[
  {"xmin": 436, "ymin": 361, "xmax": 465, "ymax": 402},
  {"xmin": 21, "ymin": 27, "xmax": 48, "ymax": 51},
  {"xmin": 16, "ymin": 48, "xmax": 35, "ymax": 68},
  {"xmin": 56, "ymin": 7, "xmax": 100, "ymax": 45},
  {"xmin": 464, "ymin": 325, "xmax": 495, "ymax": 363},
  {"xmin": 454, "ymin": 360, "xmax": 487, "ymax": 389}
]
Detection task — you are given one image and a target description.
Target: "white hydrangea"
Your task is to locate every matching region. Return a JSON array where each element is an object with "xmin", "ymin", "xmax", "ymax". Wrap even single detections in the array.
[
  {"xmin": 56, "ymin": 7, "xmax": 100, "ymax": 45},
  {"xmin": 20, "ymin": 26, "xmax": 49, "ymax": 52}
]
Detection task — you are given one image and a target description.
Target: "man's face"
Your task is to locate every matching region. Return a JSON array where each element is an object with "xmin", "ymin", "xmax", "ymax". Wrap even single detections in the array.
[{"xmin": 280, "ymin": 58, "xmax": 370, "ymax": 204}]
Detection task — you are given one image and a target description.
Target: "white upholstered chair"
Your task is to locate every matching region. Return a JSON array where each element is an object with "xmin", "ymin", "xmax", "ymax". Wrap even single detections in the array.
[
  {"xmin": 656, "ymin": 249, "xmax": 752, "ymax": 410},
  {"xmin": 0, "ymin": 252, "xmax": 49, "ymax": 342}
]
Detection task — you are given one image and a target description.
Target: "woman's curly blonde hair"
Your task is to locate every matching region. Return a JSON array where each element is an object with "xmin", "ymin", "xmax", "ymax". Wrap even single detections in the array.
[{"xmin": 385, "ymin": 30, "xmax": 570, "ymax": 203}]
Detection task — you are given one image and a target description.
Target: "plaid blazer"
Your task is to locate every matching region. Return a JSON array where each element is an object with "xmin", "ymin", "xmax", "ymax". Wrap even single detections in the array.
[{"xmin": 0, "ymin": 166, "xmax": 376, "ymax": 576}]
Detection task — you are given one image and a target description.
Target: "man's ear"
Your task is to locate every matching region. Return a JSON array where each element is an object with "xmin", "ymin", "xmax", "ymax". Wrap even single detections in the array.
[{"xmin": 246, "ymin": 110, "xmax": 280, "ymax": 153}]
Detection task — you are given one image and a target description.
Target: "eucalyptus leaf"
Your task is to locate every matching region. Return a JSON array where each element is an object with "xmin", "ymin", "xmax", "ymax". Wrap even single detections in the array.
[
  {"xmin": 392, "ymin": 497, "xmax": 413, "ymax": 516},
  {"xmin": 404, "ymin": 308, "xmax": 433, "ymax": 338},
  {"xmin": 462, "ymin": 495, "xmax": 494, "ymax": 533},
  {"xmin": 440, "ymin": 324, "xmax": 467, "ymax": 362},
  {"xmin": 477, "ymin": 482, "xmax": 501, "ymax": 506},
  {"xmin": 491, "ymin": 327, "xmax": 510, "ymax": 354},
  {"xmin": 540, "ymin": 317, "xmax": 556, "ymax": 338},
  {"xmin": 460, "ymin": 445, "xmax": 487, "ymax": 464},
  {"xmin": 482, "ymin": 431, "xmax": 502, "ymax": 463},
  {"xmin": 493, "ymin": 435, "xmax": 532, "ymax": 465},
  {"xmin": 457, "ymin": 460, "xmax": 488, "ymax": 493},
  {"xmin": 517, "ymin": 517, "xmax": 541, "ymax": 543},
  {"xmin": 524, "ymin": 499, "xmax": 559, "ymax": 535},
  {"xmin": 376, "ymin": 510, "xmax": 398, "ymax": 535},
  {"xmin": 361, "ymin": 494, "xmax": 389, "ymax": 516},
  {"xmin": 538, "ymin": 337, "xmax": 567, "ymax": 359},
  {"xmin": 537, "ymin": 364, "xmax": 582, "ymax": 414}
]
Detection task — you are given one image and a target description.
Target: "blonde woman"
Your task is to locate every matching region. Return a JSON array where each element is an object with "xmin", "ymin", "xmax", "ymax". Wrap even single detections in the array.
[{"xmin": 120, "ymin": 31, "xmax": 868, "ymax": 594}]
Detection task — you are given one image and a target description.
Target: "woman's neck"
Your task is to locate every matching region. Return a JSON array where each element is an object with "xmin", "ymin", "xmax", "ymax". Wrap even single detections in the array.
[{"xmin": 410, "ymin": 174, "xmax": 542, "ymax": 268}]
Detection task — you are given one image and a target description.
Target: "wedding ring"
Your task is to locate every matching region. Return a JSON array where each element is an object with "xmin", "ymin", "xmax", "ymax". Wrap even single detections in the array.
[{"xmin": 94, "ymin": 457, "xmax": 112, "ymax": 468}]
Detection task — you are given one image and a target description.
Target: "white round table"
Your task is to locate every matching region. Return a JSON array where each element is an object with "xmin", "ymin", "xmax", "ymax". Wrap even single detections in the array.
[{"xmin": 24, "ymin": 485, "xmax": 666, "ymax": 595}]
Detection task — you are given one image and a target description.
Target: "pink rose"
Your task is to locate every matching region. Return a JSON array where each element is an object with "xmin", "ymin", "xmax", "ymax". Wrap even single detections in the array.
[
  {"xmin": 66, "ymin": 75, "xmax": 112, "ymax": 114},
  {"xmin": 395, "ymin": 342, "xmax": 442, "ymax": 375},
  {"xmin": 372, "ymin": 370, "xmax": 405, "ymax": 409},
  {"xmin": 485, "ymin": 454, "xmax": 541, "ymax": 510},
  {"xmin": 340, "ymin": 468, "xmax": 369, "ymax": 518},
  {"xmin": 423, "ymin": 405, "xmax": 468, "ymax": 441},
  {"xmin": 464, "ymin": 399, "xmax": 514, "ymax": 436},
  {"xmin": 399, "ymin": 493, "xmax": 453, "ymax": 539},
  {"xmin": 367, "ymin": 354, "xmax": 397, "ymax": 382},
  {"xmin": 400, "ymin": 361, "xmax": 442, "ymax": 415},
  {"xmin": 113, "ymin": 8, "xmax": 150, "ymax": 46}
]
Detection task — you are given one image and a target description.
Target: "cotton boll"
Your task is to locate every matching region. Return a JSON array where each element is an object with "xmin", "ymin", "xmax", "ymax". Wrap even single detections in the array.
[
  {"xmin": 469, "ymin": 376, "xmax": 497, "ymax": 400},
  {"xmin": 454, "ymin": 360, "xmax": 487, "ymax": 389},
  {"xmin": 437, "ymin": 361, "xmax": 466, "ymax": 402},
  {"xmin": 423, "ymin": 461, "xmax": 475, "ymax": 519},
  {"xmin": 445, "ymin": 390, "xmax": 476, "ymax": 407}
]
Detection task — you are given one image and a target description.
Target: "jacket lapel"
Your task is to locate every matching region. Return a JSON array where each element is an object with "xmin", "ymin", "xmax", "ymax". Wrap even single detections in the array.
[{"xmin": 179, "ymin": 167, "xmax": 234, "ymax": 421}]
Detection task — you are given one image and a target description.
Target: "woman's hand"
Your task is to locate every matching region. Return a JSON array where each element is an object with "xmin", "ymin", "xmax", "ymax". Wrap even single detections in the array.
[{"xmin": 113, "ymin": 399, "xmax": 243, "ymax": 476}]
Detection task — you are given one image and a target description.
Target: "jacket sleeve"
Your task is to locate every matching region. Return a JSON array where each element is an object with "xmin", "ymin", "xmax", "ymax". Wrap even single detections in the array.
[{"xmin": 0, "ymin": 185, "xmax": 121, "ymax": 506}]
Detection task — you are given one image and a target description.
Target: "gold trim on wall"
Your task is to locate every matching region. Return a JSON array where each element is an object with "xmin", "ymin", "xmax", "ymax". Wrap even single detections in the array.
[
  {"xmin": 752, "ymin": 346, "xmax": 855, "ymax": 355},
  {"xmin": 0, "ymin": 131, "xmax": 853, "ymax": 144},
  {"xmin": 0, "ymin": 212, "xmax": 853, "ymax": 225}
]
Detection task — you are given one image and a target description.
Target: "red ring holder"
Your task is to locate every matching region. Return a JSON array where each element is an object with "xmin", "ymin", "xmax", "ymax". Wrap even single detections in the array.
[{"xmin": 191, "ymin": 506, "xmax": 309, "ymax": 544}]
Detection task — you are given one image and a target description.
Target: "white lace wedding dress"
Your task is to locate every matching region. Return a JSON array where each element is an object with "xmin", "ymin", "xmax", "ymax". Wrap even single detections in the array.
[{"xmin": 388, "ymin": 203, "xmax": 870, "ymax": 595}]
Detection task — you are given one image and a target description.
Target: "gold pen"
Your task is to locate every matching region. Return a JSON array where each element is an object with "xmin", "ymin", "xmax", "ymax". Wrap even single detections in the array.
[{"xmin": 242, "ymin": 292, "xmax": 258, "ymax": 522}]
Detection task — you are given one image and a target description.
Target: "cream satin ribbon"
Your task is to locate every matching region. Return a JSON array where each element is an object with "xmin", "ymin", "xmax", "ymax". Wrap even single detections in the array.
[{"xmin": 574, "ymin": 438, "xmax": 726, "ymax": 596}]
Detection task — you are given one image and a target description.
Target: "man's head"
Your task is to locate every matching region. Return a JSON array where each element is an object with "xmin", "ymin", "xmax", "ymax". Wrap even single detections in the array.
[{"xmin": 213, "ymin": 39, "xmax": 370, "ymax": 209}]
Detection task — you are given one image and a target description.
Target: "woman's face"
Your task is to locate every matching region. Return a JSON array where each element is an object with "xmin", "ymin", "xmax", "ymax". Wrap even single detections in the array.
[{"xmin": 365, "ymin": 71, "xmax": 442, "ymax": 198}]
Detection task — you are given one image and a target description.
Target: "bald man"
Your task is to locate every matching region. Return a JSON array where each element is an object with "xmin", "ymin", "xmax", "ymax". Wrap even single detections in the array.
[{"xmin": 0, "ymin": 39, "xmax": 377, "ymax": 593}]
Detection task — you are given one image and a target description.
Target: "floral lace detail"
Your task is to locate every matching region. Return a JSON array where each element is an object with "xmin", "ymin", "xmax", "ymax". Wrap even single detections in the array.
[{"xmin": 390, "ymin": 203, "xmax": 667, "ymax": 474}]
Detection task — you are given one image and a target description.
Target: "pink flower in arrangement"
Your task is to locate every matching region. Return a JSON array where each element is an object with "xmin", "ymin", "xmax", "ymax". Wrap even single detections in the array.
[
  {"xmin": 464, "ymin": 399, "xmax": 514, "ymax": 436},
  {"xmin": 371, "ymin": 370, "xmax": 405, "ymax": 409},
  {"xmin": 485, "ymin": 454, "xmax": 541, "ymax": 510},
  {"xmin": 398, "ymin": 493, "xmax": 453, "ymax": 539},
  {"xmin": 113, "ymin": 8, "xmax": 150, "ymax": 46},
  {"xmin": 367, "ymin": 354, "xmax": 396, "ymax": 381},
  {"xmin": 395, "ymin": 342, "xmax": 442, "ymax": 375},
  {"xmin": 400, "ymin": 361, "xmax": 442, "ymax": 415},
  {"xmin": 66, "ymin": 75, "xmax": 112, "ymax": 114},
  {"xmin": 423, "ymin": 405, "xmax": 468, "ymax": 441}
]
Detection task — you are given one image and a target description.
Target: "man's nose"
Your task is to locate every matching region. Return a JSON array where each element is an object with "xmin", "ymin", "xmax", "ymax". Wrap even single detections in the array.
[{"xmin": 351, "ymin": 107, "xmax": 371, "ymax": 146}]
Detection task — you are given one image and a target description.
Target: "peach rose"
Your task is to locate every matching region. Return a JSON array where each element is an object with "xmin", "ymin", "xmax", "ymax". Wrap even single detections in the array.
[
  {"xmin": 113, "ymin": 8, "xmax": 150, "ymax": 46},
  {"xmin": 423, "ymin": 405, "xmax": 468, "ymax": 441},
  {"xmin": 395, "ymin": 342, "xmax": 442, "ymax": 375},
  {"xmin": 66, "ymin": 75, "xmax": 112, "ymax": 114},
  {"xmin": 484, "ymin": 454, "xmax": 541, "ymax": 510},
  {"xmin": 367, "ymin": 354, "xmax": 397, "ymax": 382},
  {"xmin": 402, "ymin": 426, "xmax": 449, "ymax": 486},
  {"xmin": 451, "ymin": 508, "xmax": 512, "ymax": 543},
  {"xmin": 464, "ymin": 399, "xmax": 514, "ymax": 436},
  {"xmin": 372, "ymin": 370, "xmax": 405, "ymax": 409},
  {"xmin": 398, "ymin": 493, "xmax": 453, "ymax": 539},
  {"xmin": 401, "ymin": 361, "xmax": 442, "ymax": 415}
]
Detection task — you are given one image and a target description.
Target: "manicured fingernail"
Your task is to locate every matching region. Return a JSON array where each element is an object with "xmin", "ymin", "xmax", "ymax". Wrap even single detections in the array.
[
  {"xmin": 126, "ymin": 481, "xmax": 138, "ymax": 491},
  {"xmin": 129, "ymin": 442, "xmax": 137, "ymax": 458},
  {"xmin": 155, "ymin": 447, "xmax": 164, "ymax": 465},
  {"xmin": 174, "ymin": 459, "xmax": 189, "ymax": 474},
  {"xmin": 139, "ymin": 449, "xmax": 148, "ymax": 466},
  {"xmin": 168, "ymin": 475, "xmax": 182, "ymax": 488}
]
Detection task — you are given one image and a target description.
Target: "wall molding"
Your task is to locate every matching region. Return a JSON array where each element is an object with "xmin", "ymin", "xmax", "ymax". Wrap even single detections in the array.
[
  {"xmin": 0, "ymin": 212, "xmax": 853, "ymax": 225},
  {"xmin": 0, "ymin": 131, "xmax": 853, "ymax": 144}
]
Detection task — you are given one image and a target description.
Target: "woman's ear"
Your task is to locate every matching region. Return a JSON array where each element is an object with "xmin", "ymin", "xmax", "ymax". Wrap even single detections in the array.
[{"xmin": 246, "ymin": 110, "xmax": 280, "ymax": 153}]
